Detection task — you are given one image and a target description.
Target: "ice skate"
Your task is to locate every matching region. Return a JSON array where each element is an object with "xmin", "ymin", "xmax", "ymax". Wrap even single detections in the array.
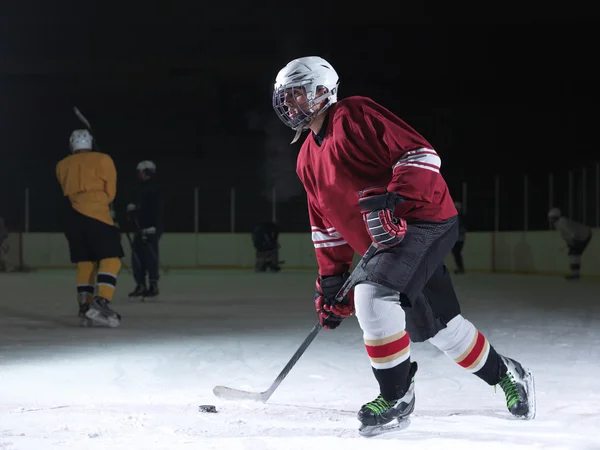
[
  {"xmin": 142, "ymin": 281, "xmax": 159, "ymax": 301},
  {"xmin": 358, "ymin": 362, "xmax": 417, "ymax": 436},
  {"xmin": 565, "ymin": 273, "xmax": 580, "ymax": 281},
  {"xmin": 85, "ymin": 296, "xmax": 121, "ymax": 328},
  {"xmin": 498, "ymin": 356, "xmax": 536, "ymax": 420},
  {"xmin": 128, "ymin": 284, "xmax": 146, "ymax": 299},
  {"xmin": 77, "ymin": 295, "xmax": 93, "ymax": 328}
]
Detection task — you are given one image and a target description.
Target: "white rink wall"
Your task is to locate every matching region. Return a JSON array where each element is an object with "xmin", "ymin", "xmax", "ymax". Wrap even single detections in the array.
[{"xmin": 12, "ymin": 230, "xmax": 599, "ymax": 276}]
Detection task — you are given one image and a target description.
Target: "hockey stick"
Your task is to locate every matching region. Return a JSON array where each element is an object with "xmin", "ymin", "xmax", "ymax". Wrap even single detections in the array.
[
  {"xmin": 73, "ymin": 106, "xmax": 100, "ymax": 151},
  {"xmin": 132, "ymin": 218, "xmax": 168, "ymax": 275},
  {"xmin": 73, "ymin": 106, "xmax": 92, "ymax": 130},
  {"xmin": 213, "ymin": 242, "xmax": 379, "ymax": 403},
  {"xmin": 121, "ymin": 225, "xmax": 143, "ymax": 273}
]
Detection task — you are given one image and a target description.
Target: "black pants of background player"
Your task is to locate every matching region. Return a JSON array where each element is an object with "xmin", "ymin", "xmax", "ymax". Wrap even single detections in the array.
[
  {"xmin": 566, "ymin": 233, "xmax": 592, "ymax": 280},
  {"xmin": 255, "ymin": 248, "xmax": 280, "ymax": 272},
  {"xmin": 452, "ymin": 239, "xmax": 465, "ymax": 274},
  {"xmin": 132, "ymin": 233, "xmax": 161, "ymax": 286},
  {"xmin": 65, "ymin": 209, "xmax": 124, "ymax": 262}
]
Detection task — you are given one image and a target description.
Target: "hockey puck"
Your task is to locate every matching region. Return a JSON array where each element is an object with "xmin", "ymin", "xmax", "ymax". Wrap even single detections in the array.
[{"xmin": 199, "ymin": 404, "xmax": 217, "ymax": 413}]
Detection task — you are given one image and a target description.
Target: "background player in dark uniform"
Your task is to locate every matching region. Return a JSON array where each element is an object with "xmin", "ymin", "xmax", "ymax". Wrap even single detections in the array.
[
  {"xmin": 0, "ymin": 216, "xmax": 9, "ymax": 271},
  {"xmin": 548, "ymin": 207, "xmax": 592, "ymax": 280},
  {"xmin": 272, "ymin": 56, "xmax": 535, "ymax": 435},
  {"xmin": 126, "ymin": 160, "xmax": 163, "ymax": 298},
  {"xmin": 56, "ymin": 129, "xmax": 123, "ymax": 327},
  {"xmin": 252, "ymin": 221, "xmax": 281, "ymax": 272}
]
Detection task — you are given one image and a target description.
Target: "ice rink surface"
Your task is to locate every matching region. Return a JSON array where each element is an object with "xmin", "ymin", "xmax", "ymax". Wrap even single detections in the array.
[{"xmin": 0, "ymin": 269, "xmax": 599, "ymax": 450}]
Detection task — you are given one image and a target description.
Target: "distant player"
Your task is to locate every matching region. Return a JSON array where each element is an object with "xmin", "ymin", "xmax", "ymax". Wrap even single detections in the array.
[
  {"xmin": 126, "ymin": 160, "xmax": 163, "ymax": 299},
  {"xmin": 0, "ymin": 216, "xmax": 9, "ymax": 271},
  {"xmin": 272, "ymin": 56, "xmax": 535, "ymax": 434},
  {"xmin": 451, "ymin": 201, "xmax": 467, "ymax": 274},
  {"xmin": 56, "ymin": 129, "xmax": 123, "ymax": 327},
  {"xmin": 0, "ymin": 217, "xmax": 7, "ymax": 249},
  {"xmin": 548, "ymin": 208, "xmax": 592, "ymax": 280},
  {"xmin": 252, "ymin": 221, "xmax": 281, "ymax": 272}
]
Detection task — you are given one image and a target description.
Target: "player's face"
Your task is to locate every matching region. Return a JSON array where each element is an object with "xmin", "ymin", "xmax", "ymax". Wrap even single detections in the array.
[{"xmin": 283, "ymin": 87, "xmax": 311, "ymax": 119}]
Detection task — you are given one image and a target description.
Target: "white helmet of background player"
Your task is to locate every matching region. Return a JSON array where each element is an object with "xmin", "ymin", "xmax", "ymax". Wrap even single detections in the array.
[
  {"xmin": 136, "ymin": 160, "xmax": 156, "ymax": 181},
  {"xmin": 136, "ymin": 160, "xmax": 156, "ymax": 173},
  {"xmin": 548, "ymin": 207, "xmax": 561, "ymax": 225},
  {"xmin": 69, "ymin": 129, "xmax": 93, "ymax": 153},
  {"xmin": 272, "ymin": 56, "xmax": 339, "ymax": 143}
]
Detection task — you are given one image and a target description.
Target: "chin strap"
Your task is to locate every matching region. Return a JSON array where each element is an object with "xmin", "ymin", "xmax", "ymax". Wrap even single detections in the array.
[{"xmin": 290, "ymin": 128, "xmax": 304, "ymax": 144}]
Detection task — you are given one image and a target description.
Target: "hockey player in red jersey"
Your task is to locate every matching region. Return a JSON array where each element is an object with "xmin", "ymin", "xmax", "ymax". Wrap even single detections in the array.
[{"xmin": 272, "ymin": 56, "xmax": 535, "ymax": 434}]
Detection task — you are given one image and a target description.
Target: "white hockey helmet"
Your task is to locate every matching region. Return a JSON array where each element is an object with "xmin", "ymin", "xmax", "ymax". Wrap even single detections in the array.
[
  {"xmin": 548, "ymin": 207, "xmax": 561, "ymax": 219},
  {"xmin": 136, "ymin": 160, "xmax": 156, "ymax": 172},
  {"xmin": 69, "ymin": 129, "xmax": 93, "ymax": 152},
  {"xmin": 272, "ymin": 56, "xmax": 339, "ymax": 137}
]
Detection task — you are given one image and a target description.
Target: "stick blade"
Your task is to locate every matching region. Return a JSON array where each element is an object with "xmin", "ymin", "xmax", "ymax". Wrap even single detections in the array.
[
  {"xmin": 213, "ymin": 385, "xmax": 268, "ymax": 402},
  {"xmin": 73, "ymin": 106, "xmax": 92, "ymax": 130}
]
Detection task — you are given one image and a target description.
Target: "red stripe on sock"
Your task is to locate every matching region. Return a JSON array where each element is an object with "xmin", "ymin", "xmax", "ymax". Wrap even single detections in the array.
[
  {"xmin": 365, "ymin": 332, "xmax": 410, "ymax": 359},
  {"xmin": 458, "ymin": 331, "xmax": 486, "ymax": 368}
]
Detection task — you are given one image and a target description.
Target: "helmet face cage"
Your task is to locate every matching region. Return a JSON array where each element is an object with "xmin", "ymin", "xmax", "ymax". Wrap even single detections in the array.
[{"xmin": 273, "ymin": 80, "xmax": 321, "ymax": 131}]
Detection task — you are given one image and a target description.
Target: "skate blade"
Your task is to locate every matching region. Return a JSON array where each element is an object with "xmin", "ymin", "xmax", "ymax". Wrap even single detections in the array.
[
  {"xmin": 85, "ymin": 308, "xmax": 121, "ymax": 328},
  {"xmin": 359, "ymin": 417, "xmax": 411, "ymax": 437},
  {"xmin": 79, "ymin": 316, "xmax": 93, "ymax": 328},
  {"xmin": 523, "ymin": 368, "xmax": 536, "ymax": 420}
]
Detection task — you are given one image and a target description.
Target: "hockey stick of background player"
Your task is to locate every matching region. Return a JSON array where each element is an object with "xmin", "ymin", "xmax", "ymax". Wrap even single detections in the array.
[
  {"xmin": 132, "ymin": 217, "xmax": 169, "ymax": 275},
  {"xmin": 73, "ymin": 106, "xmax": 91, "ymax": 130},
  {"xmin": 123, "ymin": 227, "xmax": 143, "ymax": 274},
  {"xmin": 112, "ymin": 214, "xmax": 140, "ymax": 276},
  {"xmin": 212, "ymin": 242, "xmax": 379, "ymax": 403},
  {"xmin": 73, "ymin": 106, "xmax": 101, "ymax": 151}
]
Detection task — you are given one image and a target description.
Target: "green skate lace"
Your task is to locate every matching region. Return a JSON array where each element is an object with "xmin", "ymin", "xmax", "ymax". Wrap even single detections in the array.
[
  {"xmin": 364, "ymin": 395, "xmax": 393, "ymax": 415},
  {"xmin": 498, "ymin": 373, "xmax": 520, "ymax": 408}
]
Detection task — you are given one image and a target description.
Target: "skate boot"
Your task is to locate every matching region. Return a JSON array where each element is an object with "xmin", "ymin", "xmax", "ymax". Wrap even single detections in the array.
[
  {"xmin": 498, "ymin": 356, "xmax": 536, "ymax": 420},
  {"xmin": 143, "ymin": 281, "xmax": 159, "ymax": 300},
  {"xmin": 357, "ymin": 362, "xmax": 417, "ymax": 436},
  {"xmin": 85, "ymin": 296, "xmax": 121, "ymax": 328},
  {"xmin": 565, "ymin": 273, "xmax": 580, "ymax": 281},
  {"xmin": 128, "ymin": 284, "xmax": 146, "ymax": 299},
  {"xmin": 77, "ymin": 294, "xmax": 93, "ymax": 328}
]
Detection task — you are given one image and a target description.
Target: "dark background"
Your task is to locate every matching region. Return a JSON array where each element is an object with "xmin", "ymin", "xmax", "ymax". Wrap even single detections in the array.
[{"xmin": 1, "ymin": 3, "xmax": 598, "ymax": 233}]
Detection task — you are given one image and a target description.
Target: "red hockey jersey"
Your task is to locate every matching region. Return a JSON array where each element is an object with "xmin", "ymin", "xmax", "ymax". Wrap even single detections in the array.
[{"xmin": 296, "ymin": 96, "xmax": 457, "ymax": 276}]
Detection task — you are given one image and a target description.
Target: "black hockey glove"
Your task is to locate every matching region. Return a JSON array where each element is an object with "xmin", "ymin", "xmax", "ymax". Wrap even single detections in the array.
[
  {"xmin": 314, "ymin": 274, "xmax": 355, "ymax": 330},
  {"xmin": 358, "ymin": 186, "xmax": 406, "ymax": 248},
  {"xmin": 139, "ymin": 226, "xmax": 157, "ymax": 244}
]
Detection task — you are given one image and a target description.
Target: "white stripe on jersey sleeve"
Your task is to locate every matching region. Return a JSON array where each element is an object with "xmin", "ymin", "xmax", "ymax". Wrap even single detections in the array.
[
  {"xmin": 393, "ymin": 148, "xmax": 441, "ymax": 174},
  {"xmin": 311, "ymin": 226, "xmax": 347, "ymax": 248}
]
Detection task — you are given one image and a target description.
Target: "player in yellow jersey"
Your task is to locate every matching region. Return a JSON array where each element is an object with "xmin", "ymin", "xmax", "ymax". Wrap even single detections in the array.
[{"xmin": 56, "ymin": 129, "xmax": 123, "ymax": 327}]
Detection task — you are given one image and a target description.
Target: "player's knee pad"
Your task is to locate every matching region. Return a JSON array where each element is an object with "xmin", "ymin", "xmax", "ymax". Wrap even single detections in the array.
[{"xmin": 354, "ymin": 282, "xmax": 406, "ymax": 341}]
